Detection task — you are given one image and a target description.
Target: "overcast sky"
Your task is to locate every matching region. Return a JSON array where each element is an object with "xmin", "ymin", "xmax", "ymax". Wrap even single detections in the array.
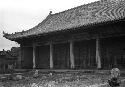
[{"xmin": 0, "ymin": 0, "xmax": 98, "ymax": 51}]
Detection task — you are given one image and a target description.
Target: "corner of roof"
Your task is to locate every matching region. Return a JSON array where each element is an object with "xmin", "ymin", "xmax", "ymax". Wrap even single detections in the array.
[{"xmin": 3, "ymin": 31, "xmax": 8, "ymax": 38}]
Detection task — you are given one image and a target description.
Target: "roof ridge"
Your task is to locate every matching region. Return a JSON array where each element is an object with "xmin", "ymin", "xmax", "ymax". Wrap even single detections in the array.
[
  {"xmin": 53, "ymin": 0, "xmax": 125, "ymax": 16},
  {"xmin": 53, "ymin": 0, "xmax": 101, "ymax": 16}
]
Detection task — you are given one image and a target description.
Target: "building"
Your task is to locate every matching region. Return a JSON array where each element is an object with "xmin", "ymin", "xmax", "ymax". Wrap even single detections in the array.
[
  {"xmin": 3, "ymin": 0, "xmax": 125, "ymax": 70},
  {"xmin": 0, "ymin": 48, "xmax": 20, "ymax": 72}
]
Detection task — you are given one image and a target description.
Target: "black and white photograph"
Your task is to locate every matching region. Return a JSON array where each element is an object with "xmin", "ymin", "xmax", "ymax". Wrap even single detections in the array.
[{"xmin": 0, "ymin": 0, "xmax": 125, "ymax": 86}]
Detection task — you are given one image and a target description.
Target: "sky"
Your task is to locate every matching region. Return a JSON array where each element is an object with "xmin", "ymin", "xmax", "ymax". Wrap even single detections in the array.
[{"xmin": 0, "ymin": 0, "xmax": 98, "ymax": 51}]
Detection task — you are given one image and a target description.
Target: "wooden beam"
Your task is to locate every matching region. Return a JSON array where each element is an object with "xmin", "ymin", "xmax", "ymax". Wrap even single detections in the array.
[
  {"xmin": 50, "ymin": 42, "xmax": 53, "ymax": 69},
  {"xmin": 96, "ymin": 37, "xmax": 101, "ymax": 69},
  {"xmin": 70, "ymin": 40, "xmax": 75, "ymax": 69},
  {"xmin": 33, "ymin": 43, "xmax": 36, "ymax": 69}
]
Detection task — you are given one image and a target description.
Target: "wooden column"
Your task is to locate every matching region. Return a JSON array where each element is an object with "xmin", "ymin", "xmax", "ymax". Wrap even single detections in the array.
[
  {"xmin": 19, "ymin": 44, "xmax": 23, "ymax": 69},
  {"xmin": 70, "ymin": 40, "xmax": 75, "ymax": 69},
  {"xmin": 96, "ymin": 37, "xmax": 101, "ymax": 69},
  {"xmin": 50, "ymin": 42, "xmax": 53, "ymax": 69},
  {"xmin": 33, "ymin": 43, "xmax": 36, "ymax": 69}
]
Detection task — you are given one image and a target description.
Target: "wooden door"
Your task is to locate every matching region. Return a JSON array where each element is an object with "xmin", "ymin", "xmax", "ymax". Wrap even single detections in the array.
[
  {"xmin": 74, "ymin": 40, "xmax": 96, "ymax": 69},
  {"xmin": 36, "ymin": 45, "xmax": 50, "ymax": 69},
  {"xmin": 22, "ymin": 47, "xmax": 33, "ymax": 69},
  {"xmin": 53, "ymin": 43, "xmax": 70, "ymax": 69},
  {"xmin": 101, "ymin": 36, "xmax": 125, "ymax": 69}
]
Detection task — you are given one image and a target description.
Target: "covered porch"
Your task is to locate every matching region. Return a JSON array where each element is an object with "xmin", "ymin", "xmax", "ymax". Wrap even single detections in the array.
[{"xmin": 20, "ymin": 20, "xmax": 125, "ymax": 70}]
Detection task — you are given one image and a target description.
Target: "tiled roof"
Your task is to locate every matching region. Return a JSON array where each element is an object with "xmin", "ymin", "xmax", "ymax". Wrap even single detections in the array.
[{"xmin": 4, "ymin": 0, "xmax": 125, "ymax": 40}]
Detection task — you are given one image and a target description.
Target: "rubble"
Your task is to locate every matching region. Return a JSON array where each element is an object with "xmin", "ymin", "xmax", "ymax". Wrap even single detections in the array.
[{"xmin": 0, "ymin": 71, "xmax": 125, "ymax": 87}]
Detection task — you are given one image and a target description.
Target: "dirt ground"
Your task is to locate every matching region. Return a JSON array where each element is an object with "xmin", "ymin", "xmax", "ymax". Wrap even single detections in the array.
[{"xmin": 0, "ymin": 70, "xmax": 125, "ymax": 87}]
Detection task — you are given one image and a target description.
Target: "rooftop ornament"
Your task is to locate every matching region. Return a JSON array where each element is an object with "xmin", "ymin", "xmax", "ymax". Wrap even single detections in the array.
[
  {"xmin": 3, "ymin": 31, "xmax": 8, "ymax": 35},
  {"xmin": 49, "ymin": 11, "xmax": 52, "ymax": 15}
]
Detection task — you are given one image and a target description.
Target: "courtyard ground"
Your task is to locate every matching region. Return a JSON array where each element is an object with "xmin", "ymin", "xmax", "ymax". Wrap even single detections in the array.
[{"xmin": 0, "ymin": 70, "xmax": 125, "ymax": 87}]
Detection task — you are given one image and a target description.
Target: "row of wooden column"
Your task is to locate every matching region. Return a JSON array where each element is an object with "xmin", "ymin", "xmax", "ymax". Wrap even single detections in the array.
[{"xmin": 32, "ymin": 37, "xmax": 101, "ymax": 69}]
